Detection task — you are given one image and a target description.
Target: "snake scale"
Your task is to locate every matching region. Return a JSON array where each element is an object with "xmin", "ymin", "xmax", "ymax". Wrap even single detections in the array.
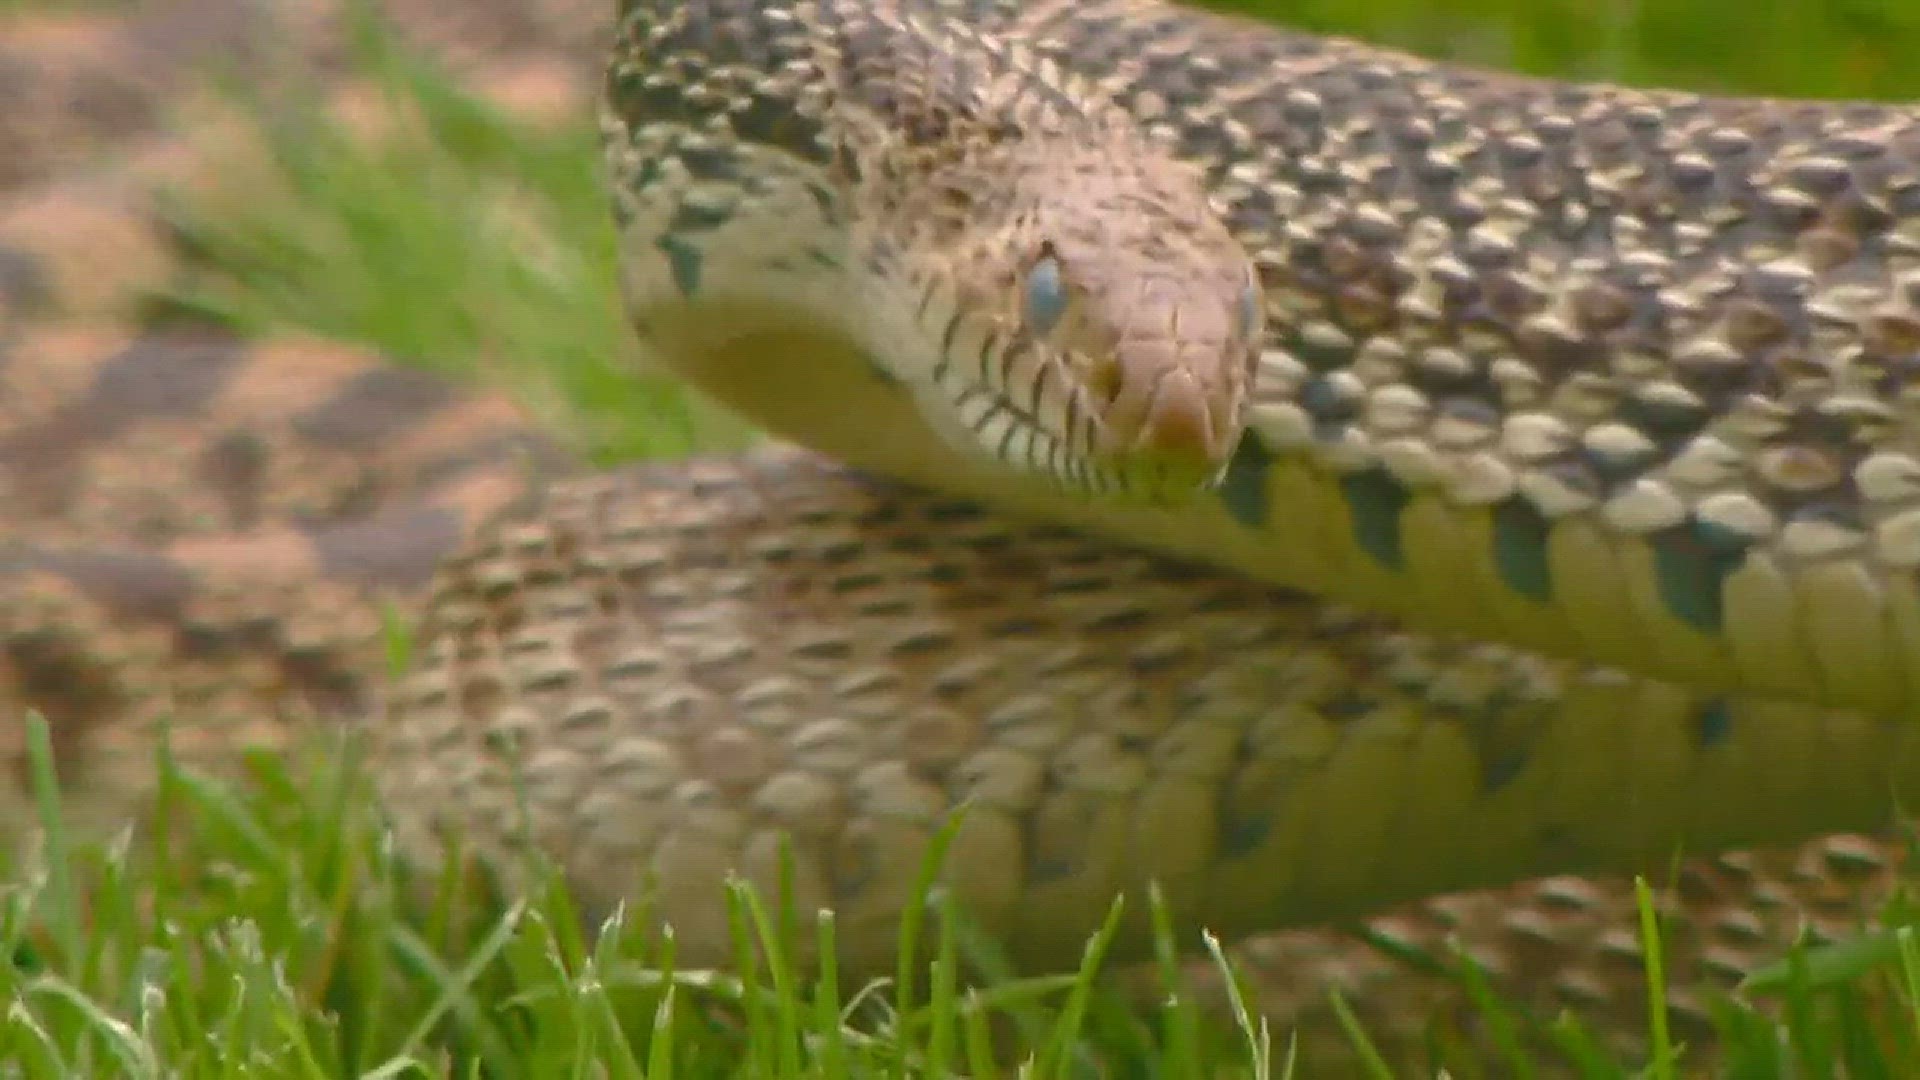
[{"xmin": 6, "ymin": 0, "xmax": 1920, "ymax": 1067}]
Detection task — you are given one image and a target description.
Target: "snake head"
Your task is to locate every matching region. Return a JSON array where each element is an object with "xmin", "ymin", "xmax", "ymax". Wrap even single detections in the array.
[
  {"xmin": 1020, "ymin": 227, "xmax": 1262, "ymax": 497},
  {"xmin": 895, "ymin": 143, "xmax": 1264, "ymax": 502}
]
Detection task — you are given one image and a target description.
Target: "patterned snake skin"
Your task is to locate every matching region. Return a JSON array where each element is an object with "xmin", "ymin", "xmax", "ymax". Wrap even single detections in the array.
[{"xmin": 4, "ymin": 0, "xmax": 1919, "ymax": 1070}]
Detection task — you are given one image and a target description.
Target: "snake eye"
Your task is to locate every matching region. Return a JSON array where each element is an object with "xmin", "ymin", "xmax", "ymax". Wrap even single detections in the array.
[{"xmin": 1025, "ymin": 247, "xmax": 1069, "ymax": 333}]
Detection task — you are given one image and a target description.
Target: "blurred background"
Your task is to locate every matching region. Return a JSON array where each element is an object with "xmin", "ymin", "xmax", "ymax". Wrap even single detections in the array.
[{"xmin": 1212, "ymin": 0, "xmax": 1920, "ymax": 100}]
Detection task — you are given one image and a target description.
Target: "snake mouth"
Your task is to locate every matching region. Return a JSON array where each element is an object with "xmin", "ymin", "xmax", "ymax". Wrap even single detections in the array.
[{"xmin": 931, "ymin": 364, "xmax": 1232, "ymax": 501}]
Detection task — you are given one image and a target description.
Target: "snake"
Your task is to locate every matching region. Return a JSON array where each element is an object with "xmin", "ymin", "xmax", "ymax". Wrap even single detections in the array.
[{"xmin": 6, "ymin": 0, "xmax": 1920, "ymax": 1069}]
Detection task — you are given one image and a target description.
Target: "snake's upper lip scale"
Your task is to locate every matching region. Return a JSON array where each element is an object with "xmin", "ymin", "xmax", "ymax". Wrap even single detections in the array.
[
  {"xmin": 942, "ymin": 368, "xmax": 1217, "ymax": 500},
  {"xmin": 951, "ymin": 370, "xmax": 1234, "ymax": 499}
]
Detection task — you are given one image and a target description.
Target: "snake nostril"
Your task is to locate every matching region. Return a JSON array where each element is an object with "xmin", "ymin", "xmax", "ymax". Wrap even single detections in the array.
[
  {"xmin": 1137, "ymin": 372, "xmax": 1219, "ymax": 462},
  {"xmin": 1085, "ymin": 356, "xmax": 1124, "ymax": 406}
]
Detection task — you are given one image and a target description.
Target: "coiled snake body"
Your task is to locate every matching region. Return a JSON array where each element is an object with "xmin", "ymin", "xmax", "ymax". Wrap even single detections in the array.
[
  {"xmin": 7, "ymin": 0, "xmax": 1920, "ymax": 1066},
  {"xmin": 598, "ymin": 0, "xmax": 1920, "ymax": 1051}
]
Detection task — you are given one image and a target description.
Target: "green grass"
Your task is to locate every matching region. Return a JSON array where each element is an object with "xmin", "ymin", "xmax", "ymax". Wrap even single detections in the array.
[
  {"xmin": 1, "ymin": 712, "xmax": 1298, "ymax": 1077},
  {"xmin": 11, "ymin": 0, "xmax": 1920, "ymax": 1076}
]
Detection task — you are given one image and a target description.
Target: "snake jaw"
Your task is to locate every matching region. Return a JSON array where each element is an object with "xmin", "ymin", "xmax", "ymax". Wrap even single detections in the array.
[
  {"xmin": 915, "ymin": 350, "xmax": 1247, "ymax": 502},
  {"xmin": 1095, "ymin": 365, "xmax": 1238, "ymax": 481},
  {"xmin": 902, "ymin": 296, "xmax": 1254, "ymax": 500}
]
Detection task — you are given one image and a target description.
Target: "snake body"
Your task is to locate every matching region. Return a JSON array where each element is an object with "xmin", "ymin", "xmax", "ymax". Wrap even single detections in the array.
[
  {"xmin": 7, "ymin": 0, "xmax": 1920, "ymax": 1068},
  {"xmin": 608, "ymin": 0, "xmax": 1920, "ymax": 718}
]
